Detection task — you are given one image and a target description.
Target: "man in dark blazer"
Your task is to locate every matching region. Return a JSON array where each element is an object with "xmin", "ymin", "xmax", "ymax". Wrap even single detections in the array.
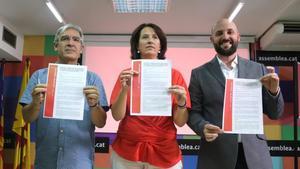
[{"xmin": 187, "ymin": 18, "xmax": 284, "ymax": 169}]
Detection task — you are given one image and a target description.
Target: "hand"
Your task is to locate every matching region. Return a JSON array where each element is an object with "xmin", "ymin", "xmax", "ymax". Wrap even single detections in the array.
[
  {"xmin": 203, "ymin": 124, "xmax": 223, "ymax": 142},
  {"xmin": 84, "ymin": 86, "xmax": 99, "ymax": 107},
  {"xmin": 31, "ymin": 84, "xmax": 47, "ymax": 104},
  {"xmin": 119, "ymin": 70, "xmax": 139, "ymax": 89},
  {"xmin": 260, "ymin": 66, "xmax": 279, "ymax": 94},
  {"xmin": 168, "ymin": 85, "xmax": 186, "ymax": 106}
]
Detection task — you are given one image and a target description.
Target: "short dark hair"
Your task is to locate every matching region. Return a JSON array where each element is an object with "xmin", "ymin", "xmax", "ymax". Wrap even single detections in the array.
[{"xmin": 130, "ymin": 23, "xmax": 167, "ymax": 60}]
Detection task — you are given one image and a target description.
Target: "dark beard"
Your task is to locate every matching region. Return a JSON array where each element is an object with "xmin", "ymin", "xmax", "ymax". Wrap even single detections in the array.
[{"xmin": 213, "ymin": 42, "xmax": 238, "ymax": 57}]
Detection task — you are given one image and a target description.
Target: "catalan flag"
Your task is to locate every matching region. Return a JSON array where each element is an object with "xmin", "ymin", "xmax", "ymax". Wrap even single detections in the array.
[
  {"xmin": 12, "ymin": 59, "xmax": 31, "ymax": 169},
  {"xmin": 0, "ymin": 62, "xmax": 4, "ymax": 169}
]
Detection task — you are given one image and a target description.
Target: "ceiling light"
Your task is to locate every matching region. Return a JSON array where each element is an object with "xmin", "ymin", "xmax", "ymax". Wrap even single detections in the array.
[
  {"xmin": 112, "ymin": 0, "xmax": 169, "ymax": 13},
  {"xmin": 228, "ymin": 2, "xmax": 244, "ymax": 22},
  {"xmin": 46, "ymin": 0, "xmax": 65, "ymax": 23}
]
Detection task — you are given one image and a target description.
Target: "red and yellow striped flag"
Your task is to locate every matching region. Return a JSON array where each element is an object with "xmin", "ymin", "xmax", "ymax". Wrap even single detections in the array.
[{"xmin": 12, "ymin": 59, "xmax": 31, "ymax": 169}]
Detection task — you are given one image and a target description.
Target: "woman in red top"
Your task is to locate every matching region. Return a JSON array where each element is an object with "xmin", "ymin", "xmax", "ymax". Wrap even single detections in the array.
[{"xmin": 110, "ymin": 23, "xmax": 191, "ymax": 169}]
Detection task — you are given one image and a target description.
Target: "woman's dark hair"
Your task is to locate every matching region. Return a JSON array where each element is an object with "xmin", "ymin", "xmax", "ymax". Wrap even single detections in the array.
[{"xmin": 130, "ymin": 23, "xmax": 167, "ymax": 60}]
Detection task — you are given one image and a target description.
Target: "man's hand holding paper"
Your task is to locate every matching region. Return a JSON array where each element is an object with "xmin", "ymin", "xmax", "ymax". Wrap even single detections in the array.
[{"xmin": 260, "ymin": 66, "xmax": 280, "ymax": 95}]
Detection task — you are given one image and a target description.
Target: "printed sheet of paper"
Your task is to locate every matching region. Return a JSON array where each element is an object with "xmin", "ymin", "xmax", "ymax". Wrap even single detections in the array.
[
  {"xmin": 131, "ymin": 60, "xmax": 172, "ymax": 116},
  {"xmin": 222, "ymin": 78, "xmax": 263, "ymax": 134},
  {"xmin": 43, "ymin": 63, "xmax": 87, "ymax": 120}
]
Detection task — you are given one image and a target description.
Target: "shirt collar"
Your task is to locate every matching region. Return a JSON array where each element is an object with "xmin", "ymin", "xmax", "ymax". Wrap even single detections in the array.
[{"xmin": 217, "ymin": 55, "xmax": 238, "ymax": 69}]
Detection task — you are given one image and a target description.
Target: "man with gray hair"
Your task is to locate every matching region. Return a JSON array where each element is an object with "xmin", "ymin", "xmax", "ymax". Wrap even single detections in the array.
[{"xmin": 19, "ymin": 23, "xmax": 109, "ymax": 169}]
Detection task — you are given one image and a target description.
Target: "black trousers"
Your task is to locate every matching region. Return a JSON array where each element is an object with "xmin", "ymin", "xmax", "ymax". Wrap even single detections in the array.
[{"xmin": 235, "ymin": 143, "xmax": 249, "ymax": 169}]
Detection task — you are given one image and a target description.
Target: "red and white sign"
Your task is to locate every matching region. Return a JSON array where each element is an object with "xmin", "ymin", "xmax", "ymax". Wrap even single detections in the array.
[
  {"xmin": 43, "ymin": 63, "xmax": 87, "ymax": 120},
  {"xmin": 222, "ymin": 78, "xmax": 263, "ymax": 134}
]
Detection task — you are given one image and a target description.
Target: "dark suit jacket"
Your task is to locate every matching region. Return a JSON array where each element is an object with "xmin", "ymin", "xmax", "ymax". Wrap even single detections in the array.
[{"xmin": 187, "ymin": 56, "xmax": 284, "ymax": 169}]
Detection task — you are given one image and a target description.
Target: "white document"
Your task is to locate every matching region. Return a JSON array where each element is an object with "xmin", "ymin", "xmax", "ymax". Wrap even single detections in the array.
[
  {"xmin": 222, "ymin": 78, "xmax": 263, "ymax": 134},
  {"xmin": 43, "ymin": 63, "xmax": 87, "ymax": 120},
  {"xmin": 130, "ymin": 60, "xmax": 172, "ymax": 116}
]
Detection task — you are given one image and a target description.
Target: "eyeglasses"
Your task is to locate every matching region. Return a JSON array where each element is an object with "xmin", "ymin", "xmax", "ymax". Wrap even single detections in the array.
[{"xmin": 59, "ymin": 35, "xmax": 82, "ymax": 43}]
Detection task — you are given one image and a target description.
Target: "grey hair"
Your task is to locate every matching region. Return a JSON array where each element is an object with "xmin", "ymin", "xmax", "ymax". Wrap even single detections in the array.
[{"xmin": 53, "ymin": 23, "xmax": 84, "ymax": 46}]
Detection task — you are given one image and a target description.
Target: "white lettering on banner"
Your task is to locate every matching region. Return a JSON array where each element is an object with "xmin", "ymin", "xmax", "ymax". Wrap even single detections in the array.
[{"xmin": 95, "ymin": 142, "xmax": 106, "ymax": 148}]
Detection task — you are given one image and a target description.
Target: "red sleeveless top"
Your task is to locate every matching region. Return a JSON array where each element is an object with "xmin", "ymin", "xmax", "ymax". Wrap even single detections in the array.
[{"xmin": 110, "ymin": 69, "xmax": 191, "ymax": 168}]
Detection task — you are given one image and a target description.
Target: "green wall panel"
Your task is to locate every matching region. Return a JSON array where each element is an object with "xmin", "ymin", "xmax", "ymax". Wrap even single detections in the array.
[
  {"xmin": 44, "ymin": 35, "xmax": 58, "ymax": 56},
  {"xmin": 281, "ymin": 125, "xmax": 293, "ymax": 140}
]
